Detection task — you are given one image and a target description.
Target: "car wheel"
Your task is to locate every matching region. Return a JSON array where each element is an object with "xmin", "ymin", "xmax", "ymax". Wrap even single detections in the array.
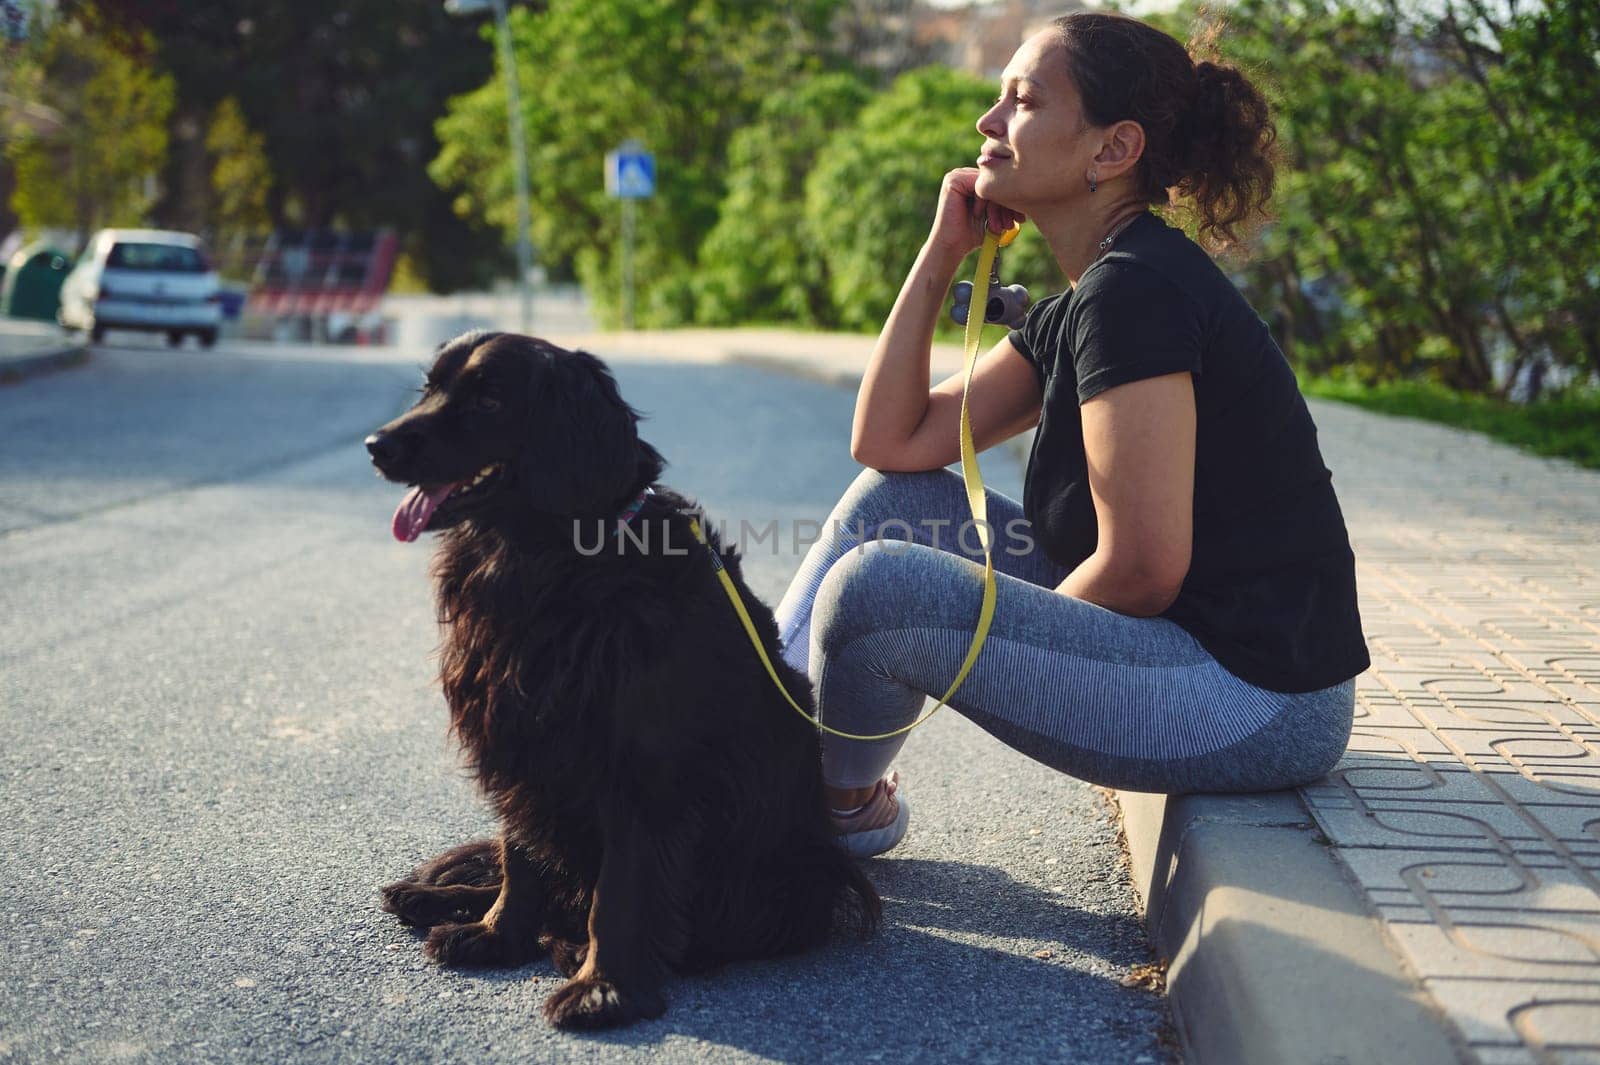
[
  {"xmin": 198, "ymin": 329, "xmax": 218, "ymax": 349},
  {"xmin": 166, "ymin": 330, "xmax": 184, "ymax": 348},
  {"xmin": 90, "ymin": 322, "xmax": 105, "ymax": 343}
]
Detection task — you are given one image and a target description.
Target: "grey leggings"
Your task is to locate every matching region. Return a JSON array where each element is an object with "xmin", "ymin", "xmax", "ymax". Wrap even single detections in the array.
[{"xmin": 772, "ymin": 467, "xmax": 1356, "ymax": 795}]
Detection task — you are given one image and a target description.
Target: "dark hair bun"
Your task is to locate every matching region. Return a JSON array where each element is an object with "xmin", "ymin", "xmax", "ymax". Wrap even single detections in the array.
[{"xmin": 1176, "ymin": 59, "xmax": 1277, "ymax": 251}]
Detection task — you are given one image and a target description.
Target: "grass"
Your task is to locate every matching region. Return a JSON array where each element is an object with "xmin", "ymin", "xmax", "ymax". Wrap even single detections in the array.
[{"xmin": 1297, "ymin": 373, "xmax": 1600, "ymax": 470}]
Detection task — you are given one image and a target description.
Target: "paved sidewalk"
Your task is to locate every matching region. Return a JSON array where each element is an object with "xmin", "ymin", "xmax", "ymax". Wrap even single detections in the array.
[
  {"xmin": 1280, "ymin": 402, "xmax": 1599, "ymax": 1065},
  {"xmin": 0, "ymin": 319, "xmax": 88, "ymax": 383},
  {"xmin": 563, "ymin": 327, "xmax": 1600, "ymax": 1065}
]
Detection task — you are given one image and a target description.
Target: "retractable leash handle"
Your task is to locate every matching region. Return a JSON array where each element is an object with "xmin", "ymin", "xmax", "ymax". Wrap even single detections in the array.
[
  {"xmin": 950, "ymin": 221, "xmax": 1030, "ymax": 328},
  {"xmin": 688, "ymin": 222, "xmax": 1017, "ymax": 742}
]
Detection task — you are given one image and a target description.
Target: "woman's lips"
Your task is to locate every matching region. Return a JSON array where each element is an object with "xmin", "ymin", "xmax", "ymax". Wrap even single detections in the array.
[{"xmin": 978, "ymin": 152, "xmax": 1011, "ymax": 166}]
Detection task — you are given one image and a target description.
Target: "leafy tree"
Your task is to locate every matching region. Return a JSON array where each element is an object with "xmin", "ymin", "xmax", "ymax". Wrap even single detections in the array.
[
  {"xmin": 205, "ymin": 95, "xmax": 271, "ymax": 245},
  {"xmin": 92, "ymin": 0, "xmax": 507, "ymax": 292},
  {"xmin": 1441, "ymin": 0, "xmax": 1600, "ymax": 390},
  {"xmin": 431, "ymin": 0, "xmax": 847, "ymax": 327},
  {"xmin": 3, "ymin": 8, "xmax": 174, "ymax": 244},
  {"xmin": 692, "ymin": 71, "xmax": 872, "ymax": 327},
  {"xmin": 1171, "ymin": 0, "xmax": 1599, "ymax": 395}
]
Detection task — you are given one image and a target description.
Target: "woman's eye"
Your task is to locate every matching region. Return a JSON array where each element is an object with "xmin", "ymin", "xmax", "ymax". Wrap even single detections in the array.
[{"xmin": 475, "ymin": 395, "xmax": 502, "ymax": 412}]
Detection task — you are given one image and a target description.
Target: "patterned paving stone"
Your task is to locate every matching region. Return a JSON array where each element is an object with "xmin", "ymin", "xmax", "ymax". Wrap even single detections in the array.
[{"xmin": 1301, "ymin": 399, "xmax": 1600, "ymax": 1063}]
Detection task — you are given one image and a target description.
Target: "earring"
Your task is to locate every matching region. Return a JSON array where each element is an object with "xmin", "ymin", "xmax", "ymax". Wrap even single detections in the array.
[{"xmin": 1088, "ymin": 171, "xmax": 1098, "ymax": 193}]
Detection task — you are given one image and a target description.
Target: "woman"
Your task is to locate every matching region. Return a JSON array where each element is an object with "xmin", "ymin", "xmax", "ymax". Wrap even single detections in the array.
[{"xmin": 771, "ymin": 11, "xmax": 1370, "ymax": 858}]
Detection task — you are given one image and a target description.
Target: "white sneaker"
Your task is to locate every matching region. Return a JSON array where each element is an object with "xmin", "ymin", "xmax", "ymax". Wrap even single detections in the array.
[{"xmin": 830, "ymin": 771, "xmax": 910, "ymax": 858}]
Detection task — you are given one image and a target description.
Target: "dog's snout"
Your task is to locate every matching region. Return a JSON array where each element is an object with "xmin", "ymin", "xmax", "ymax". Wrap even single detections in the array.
[{"xmin": 365, "ymin": 431, "xmax": 410, "ymax": 468}]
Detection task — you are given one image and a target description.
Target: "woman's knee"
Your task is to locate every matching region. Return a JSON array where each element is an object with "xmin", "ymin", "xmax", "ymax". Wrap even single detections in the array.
[
  {"xmin": 832, "ymin": 467, "xmax": 961, "ymax": 534},
  {"xmin": 810, "ymin": 538, "xmax": 930, "ymax": 653}
]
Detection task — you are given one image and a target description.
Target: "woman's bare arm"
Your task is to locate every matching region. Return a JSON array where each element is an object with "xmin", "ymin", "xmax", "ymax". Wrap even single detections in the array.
[
  {"xmin": 1057, "ymin": 371, "xmax": 1196, "ymax": 616},
  {"xmin": 851, "ymin": 167, "xmax": 1029, "ymax": 470},
  {"xmin": 854, "ymin": 334, "xmax": 1043, "ymax": 471}
]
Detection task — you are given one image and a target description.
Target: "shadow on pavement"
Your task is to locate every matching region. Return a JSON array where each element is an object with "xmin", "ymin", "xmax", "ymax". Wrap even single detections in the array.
[{"xmin": 401, "ymin": 857, "xmax": 1165, "ymax": 1060}]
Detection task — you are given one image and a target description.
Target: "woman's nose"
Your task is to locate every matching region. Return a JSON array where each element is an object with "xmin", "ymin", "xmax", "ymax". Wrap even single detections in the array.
[{"xmin": 976, "ymin": 103, "xmax": 1004, "ymax": 140}]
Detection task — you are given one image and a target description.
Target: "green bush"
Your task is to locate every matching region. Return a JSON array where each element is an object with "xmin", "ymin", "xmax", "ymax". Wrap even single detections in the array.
[{"xmin": 693, "ymin": 72, "xmax": 873, "ymax": 328}]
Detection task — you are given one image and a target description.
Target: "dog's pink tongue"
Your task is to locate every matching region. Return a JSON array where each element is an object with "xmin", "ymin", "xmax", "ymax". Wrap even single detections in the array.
[{"xmin": 392, "ymin": 483, "xmax": 456, "ymax": 543}]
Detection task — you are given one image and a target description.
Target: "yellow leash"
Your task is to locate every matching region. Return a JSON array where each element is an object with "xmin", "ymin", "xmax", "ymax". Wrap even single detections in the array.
[{"xmin": 687, "ymin": 225, "xmax": 1015, "ymax": 741}]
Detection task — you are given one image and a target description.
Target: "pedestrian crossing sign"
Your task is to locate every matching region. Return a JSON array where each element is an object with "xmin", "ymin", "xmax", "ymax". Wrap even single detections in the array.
[{"xmin": 606, "ymin": 143, "xmax": 656, "ymax": 199}]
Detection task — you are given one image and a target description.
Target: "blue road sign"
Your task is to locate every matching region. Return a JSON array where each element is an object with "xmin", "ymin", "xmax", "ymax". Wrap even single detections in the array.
[
  {"xmin": 606, "ymin": 144, "xmax": 656, "ymax": 199},
  {"xmin": 2, "ymin": 0, "xmax": 29, "ymax": 42}
]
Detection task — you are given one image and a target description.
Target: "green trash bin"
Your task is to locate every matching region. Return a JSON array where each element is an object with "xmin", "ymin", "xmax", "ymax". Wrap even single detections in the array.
[{"xmin": 0, "ymin": 242, "xmax": 73, "ymax": 321}]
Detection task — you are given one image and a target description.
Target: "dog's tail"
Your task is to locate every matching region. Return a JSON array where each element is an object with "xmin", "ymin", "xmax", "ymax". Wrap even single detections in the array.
[
  {"xmin": 819, "ymin": 837, "xmax": 883, "ymax": 941},
  {"xmin": 402, "ymin": 838, "xmax": 503, "ymax": 887}
]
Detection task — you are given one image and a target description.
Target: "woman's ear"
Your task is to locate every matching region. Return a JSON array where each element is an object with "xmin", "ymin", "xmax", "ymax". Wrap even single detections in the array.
[
  {"xmin": 1094, "ymin": 119, "xmax": 1146, "ymax": 182},
  {"xmin": 521, "ymin": 350, "xmax": 642, "ymax": 516}
]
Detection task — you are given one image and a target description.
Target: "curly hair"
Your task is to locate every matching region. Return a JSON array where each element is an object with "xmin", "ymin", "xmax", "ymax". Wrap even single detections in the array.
[{"xmin": 1051, "ymin": 10, "xmax": 1278, "ymax": 255}]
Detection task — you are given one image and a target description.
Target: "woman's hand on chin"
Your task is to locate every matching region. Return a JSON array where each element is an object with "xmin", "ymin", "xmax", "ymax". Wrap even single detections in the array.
[{"xmin": 927, "ymin": 168, "xmax": 1027, "ymax": 261}]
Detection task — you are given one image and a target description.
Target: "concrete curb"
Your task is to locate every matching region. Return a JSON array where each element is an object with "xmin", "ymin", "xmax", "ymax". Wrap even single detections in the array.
[
  {"xmin": 1113, "ymin": 789, "xmax": 1468, "ymax": 1065},
  {"xmin": 0, "ymin": 340, "xmax": 90, "ymax": 384}
]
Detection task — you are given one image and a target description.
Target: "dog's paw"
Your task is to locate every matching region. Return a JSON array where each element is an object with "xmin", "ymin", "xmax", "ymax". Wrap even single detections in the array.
[
  {"xmin": 542, "ymin": 976, "xmax": 665, "ymax": 1029},
  {"xmin": 379, "ymin": 881, "xmax": 495, "ymax": 929},
  {"xmin": 423, "ymin": 920, "xmax": 537, "ymax": 968},
  {"xmin": 546, "ymin": 938, "xmax": 589, "ymax": 978}
]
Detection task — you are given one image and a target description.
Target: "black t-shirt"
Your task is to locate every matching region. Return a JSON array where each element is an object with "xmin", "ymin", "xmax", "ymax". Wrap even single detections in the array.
[{"xmin": 1007, "ymin": 211, "xmax": 1369, "ymax": 693}]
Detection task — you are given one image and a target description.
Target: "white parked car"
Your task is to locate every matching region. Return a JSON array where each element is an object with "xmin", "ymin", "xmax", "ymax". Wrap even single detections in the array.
[{"xmin": 58, "ymin": 228, "xmax": 222, "ymax": 347}]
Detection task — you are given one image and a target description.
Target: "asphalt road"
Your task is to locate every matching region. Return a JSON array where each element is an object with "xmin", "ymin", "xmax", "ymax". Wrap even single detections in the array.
[{"xmin": 0, "ymin": 335, "xmax": 1175, "ymax": 1064}]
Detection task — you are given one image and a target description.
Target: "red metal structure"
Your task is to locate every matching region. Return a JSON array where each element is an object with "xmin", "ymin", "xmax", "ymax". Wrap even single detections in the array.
[{"xmin": 230, "ymin": 228, "xmax": 399, "ymax": 321}]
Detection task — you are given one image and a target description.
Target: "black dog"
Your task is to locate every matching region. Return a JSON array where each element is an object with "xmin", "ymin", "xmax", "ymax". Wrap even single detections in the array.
[{"xmin": 365, "ymin": 331, "xmax": 879, "ymax": 1029}]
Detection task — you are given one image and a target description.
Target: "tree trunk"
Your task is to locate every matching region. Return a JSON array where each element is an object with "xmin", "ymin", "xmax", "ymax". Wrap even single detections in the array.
[{"xmin": 155, "ymin": 102, "xmax": 212, "ymax": 236}]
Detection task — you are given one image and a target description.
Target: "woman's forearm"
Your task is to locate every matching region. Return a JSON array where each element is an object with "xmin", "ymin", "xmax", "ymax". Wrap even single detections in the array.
[{"xmin": 850, "ymin": 241, "xmax": 966, "ymax": 463}]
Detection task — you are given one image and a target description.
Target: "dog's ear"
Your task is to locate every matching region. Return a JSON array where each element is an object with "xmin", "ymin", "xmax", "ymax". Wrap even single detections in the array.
[{"xmin": 522, "ymin": 349, "xmax": 644, "ymax": 516}]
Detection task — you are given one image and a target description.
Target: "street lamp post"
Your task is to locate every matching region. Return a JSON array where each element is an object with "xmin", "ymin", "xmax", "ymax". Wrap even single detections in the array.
[{"xmin": 445, "ymin": 0, "xmax": 533, "ymax": 334}]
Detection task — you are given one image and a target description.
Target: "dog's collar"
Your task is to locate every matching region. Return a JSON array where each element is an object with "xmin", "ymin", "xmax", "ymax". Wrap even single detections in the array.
[{"xmin": 612, "ymin": 485, "xmax": 654, "ymax": 536}]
